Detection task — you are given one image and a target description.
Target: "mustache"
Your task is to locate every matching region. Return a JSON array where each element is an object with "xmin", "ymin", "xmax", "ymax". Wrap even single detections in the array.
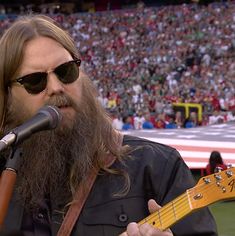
[{"xmin": 45, "ymin": 94, "xmax": 75, "ymax": 108}]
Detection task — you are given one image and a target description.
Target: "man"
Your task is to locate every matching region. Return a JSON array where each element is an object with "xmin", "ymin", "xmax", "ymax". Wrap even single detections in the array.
[{"xmin": 0, "ymin": 15, "xmax": 217, "ymax": 236}]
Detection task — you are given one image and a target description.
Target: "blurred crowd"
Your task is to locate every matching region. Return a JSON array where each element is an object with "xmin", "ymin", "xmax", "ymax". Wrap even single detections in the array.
[{"xmin": 1, "ymin": 1, "xmax": 235, "ymax": 130}]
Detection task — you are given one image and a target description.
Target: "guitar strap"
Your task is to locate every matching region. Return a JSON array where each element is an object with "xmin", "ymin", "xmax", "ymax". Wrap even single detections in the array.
[
  {"xmin": 57, "ymin": 133, "xmax": 123, "ymax": 236},
  {"xmin": 56, "ymin": 167, "xmax": 98, "ymax": 236}
]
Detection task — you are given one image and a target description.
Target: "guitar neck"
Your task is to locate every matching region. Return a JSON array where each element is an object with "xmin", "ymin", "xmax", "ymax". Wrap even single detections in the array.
[
  {"xmin": 137, "ymin": 167, "xmax": 235, "ymax": 231},
  {"xmin": 138, "ymin": 191, "xmax": 192, "ymax": 231}
]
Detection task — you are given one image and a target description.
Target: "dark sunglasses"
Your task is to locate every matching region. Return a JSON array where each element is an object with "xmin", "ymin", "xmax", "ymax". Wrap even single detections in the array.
[{"xmin": 12, "ymin": 59, "xmax": 81, "ymax": 94}]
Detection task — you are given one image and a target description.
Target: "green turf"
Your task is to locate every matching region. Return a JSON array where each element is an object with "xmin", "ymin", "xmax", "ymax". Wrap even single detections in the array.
[{"xmin": 209, "ymin": 201, "xmax": 235, "ymax": 236}]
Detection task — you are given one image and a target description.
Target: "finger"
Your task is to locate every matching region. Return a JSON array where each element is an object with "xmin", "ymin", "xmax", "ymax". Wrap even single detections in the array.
[
  {"xmin": 139, "ymin": 223, "xmax": 161, "ymax": 235},
  {"xmin": 119, "ymin": 232, "xmax": 128, "ymax": 236},
  {"xmin": 126, "ymin": 222, "xmax": 141, "ymax": 236},
  {"xmin": 140, "ymin": 223, "xmax": 173, "ymax": 236},
  {"xmin": 148, "ymin": 199, "xmax": 161, "ymax": 213}
]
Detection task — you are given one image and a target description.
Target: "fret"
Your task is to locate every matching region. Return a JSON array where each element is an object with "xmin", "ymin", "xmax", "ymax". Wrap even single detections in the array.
[
  {"xmin": 138, "ymin": 193, "xmax": 192, "ymax": 231},
  {"xmin": 157, "ymin": 209, "xmax": 162, "ymax": 228},
  {"xmin": 160, "ymin": 193, "xmax": 191, "ymax": 230},
  {"xmin": 171, "ymin": 201, "xmax": 177, "ymax": 220}
]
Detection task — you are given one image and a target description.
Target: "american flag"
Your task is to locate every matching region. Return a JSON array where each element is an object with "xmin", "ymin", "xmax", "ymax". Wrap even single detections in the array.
[{"xmin": 122, "ymin": 122, "xmax": 235, "ymax": 170}]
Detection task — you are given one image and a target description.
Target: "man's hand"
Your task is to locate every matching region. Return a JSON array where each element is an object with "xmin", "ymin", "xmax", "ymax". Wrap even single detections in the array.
[{"xmin": 119, "ymin": 199, "xmax": 173, "ymax": 236}]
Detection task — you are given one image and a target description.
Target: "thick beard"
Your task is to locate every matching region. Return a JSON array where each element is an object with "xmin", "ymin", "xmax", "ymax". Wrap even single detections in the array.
[{"xmin": 4, "ymin": 93, "xmax": 99, "ymax": 211}]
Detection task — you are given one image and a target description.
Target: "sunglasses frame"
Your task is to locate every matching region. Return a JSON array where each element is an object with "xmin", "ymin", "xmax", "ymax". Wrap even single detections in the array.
[{"xmin": 13, "ymin": 58, "xmax": 81, "ymax": 94}]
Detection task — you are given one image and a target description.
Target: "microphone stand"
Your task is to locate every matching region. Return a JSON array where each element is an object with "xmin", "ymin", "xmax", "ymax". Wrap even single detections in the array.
[{"xmin": 0, "ymin": 147, "xmax": 22, "ymax": 227}]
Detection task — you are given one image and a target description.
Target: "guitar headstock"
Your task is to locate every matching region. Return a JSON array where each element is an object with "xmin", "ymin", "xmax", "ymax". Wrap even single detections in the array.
[{"xmin": 188, "ymin": 167, "xmax": 235, "ymax": 210}]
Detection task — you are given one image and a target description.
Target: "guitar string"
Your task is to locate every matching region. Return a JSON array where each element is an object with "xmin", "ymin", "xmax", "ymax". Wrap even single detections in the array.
[
  {"xmin": 140, "ymin": 174, "xmax": 234, "ymax": 229},
  {"xmin": 157, "ymin": 181, "xmax": 214, "ymax": 229},
  {"xmin": 145, "ymin": 175, "xmax": 231, "ymax": 227},
  {"xmin": 139, "ymin": 193, "xmax": 189, "ymax": 229},
  {"xmin": 139, "ymin": 182, "xmax": 217, "ymax": 229},
  {"xmin": 139, "ymin": 173, "xmax": 234, "ymax": 230}
]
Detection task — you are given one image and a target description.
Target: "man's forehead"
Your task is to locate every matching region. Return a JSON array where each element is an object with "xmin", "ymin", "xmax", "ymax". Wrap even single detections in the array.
[{"xmin": 18, "ymin": 37, "xmax": 72, "ymax": 74}]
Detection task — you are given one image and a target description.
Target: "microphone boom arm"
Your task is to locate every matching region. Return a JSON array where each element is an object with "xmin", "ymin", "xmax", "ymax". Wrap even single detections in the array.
[
  {"xmin": 0, "ymin": 147, "xmax": 22, "ymax": 228},
  {"xmin": 0, "ymin": 105, "xmax": 61, "ymax": 228}
]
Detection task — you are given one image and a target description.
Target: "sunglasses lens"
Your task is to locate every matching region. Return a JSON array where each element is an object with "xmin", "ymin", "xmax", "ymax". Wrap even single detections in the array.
[
  {"xmin": 54, "ymin": 61, "xmax": 79, "ymax": 84},
  {"xmin": 15, "ymin": 60, "xmax": 80, "ymax": 94},
  {"xmin": 19, "ymin": 73, "xmax": 47, "ymax": 94}
]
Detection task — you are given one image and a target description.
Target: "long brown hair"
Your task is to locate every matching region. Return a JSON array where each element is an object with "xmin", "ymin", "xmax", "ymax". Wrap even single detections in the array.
[
  {"xmin": 0, "ymin": 15, "xmax": 79, "ymax": 136},
  {"xmin": 0, "ymin": 15, "xmax": 131, "ymax": 202},
  {"xmin": 69, "ymin": 74, "xmax": 131, "ymax": 196}
]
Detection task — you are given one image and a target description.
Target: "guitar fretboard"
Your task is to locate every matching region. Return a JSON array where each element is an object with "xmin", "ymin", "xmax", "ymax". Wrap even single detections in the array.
[{"xmin": 138, "ymin": 192, "xmax": 192, "ymax": 230}]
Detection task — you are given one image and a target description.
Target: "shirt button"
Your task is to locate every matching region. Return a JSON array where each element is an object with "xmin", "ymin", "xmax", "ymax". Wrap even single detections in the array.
[
  {"xmin": 118, "ymin": 214, "xmax": 128, "ymax": 222},
  {"xmin": 37, "ymin": 213, "xmax": 45, "ymax": 219}
]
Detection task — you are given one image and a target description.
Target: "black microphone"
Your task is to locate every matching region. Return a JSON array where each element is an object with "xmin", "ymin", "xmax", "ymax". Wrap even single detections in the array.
[{"xmin": 0, "ymin": 105, "xmax": 61, "ymax": 152}]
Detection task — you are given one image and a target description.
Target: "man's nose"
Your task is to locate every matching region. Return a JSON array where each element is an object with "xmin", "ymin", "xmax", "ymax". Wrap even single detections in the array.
[{"xmin": 46, "ymin": 72, "xmax": 65, "ymax": 96}]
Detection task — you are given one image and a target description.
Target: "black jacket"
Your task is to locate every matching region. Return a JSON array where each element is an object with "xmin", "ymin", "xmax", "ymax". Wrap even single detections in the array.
[{"xmin": 4, "ymin": 135, "xmax": 218, "ymax": 235}]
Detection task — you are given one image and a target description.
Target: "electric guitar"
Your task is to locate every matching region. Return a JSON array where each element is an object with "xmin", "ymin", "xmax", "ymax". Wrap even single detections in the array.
[{"xmin": 138, "ymin": 167, "xmax": 235, "ymax": 231}]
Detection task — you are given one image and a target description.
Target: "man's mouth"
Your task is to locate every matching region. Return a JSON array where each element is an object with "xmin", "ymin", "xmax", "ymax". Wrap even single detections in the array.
[{"xmin": 57, "ymin": 104, "xmax": 70, "ymax": 109}]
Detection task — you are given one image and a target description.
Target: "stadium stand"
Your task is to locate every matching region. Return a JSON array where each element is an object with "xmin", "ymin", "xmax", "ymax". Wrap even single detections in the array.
[{"xmin": 0, "ymin": 1, "xmax": 235, "ymax": 131}]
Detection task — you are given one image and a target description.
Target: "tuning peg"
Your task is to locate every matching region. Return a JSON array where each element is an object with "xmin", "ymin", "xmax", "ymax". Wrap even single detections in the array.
[
  {"xmin": 203, "ymin": 177, "xmax": 211, "ymax": 184},
  {"xmin": 226, "ymin": 169, "xmax": 233, "ymax": 177},
  {"xmin": 227, "ymin": 164, "xmax": 233, "ymax": 169},
  {"xmin": 214, "ymin": 166, "xmax": 223, "ymax": 173},
  {"xmin": 214, "ymin": 173, "xmax": 222, "ymax": 181}
]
